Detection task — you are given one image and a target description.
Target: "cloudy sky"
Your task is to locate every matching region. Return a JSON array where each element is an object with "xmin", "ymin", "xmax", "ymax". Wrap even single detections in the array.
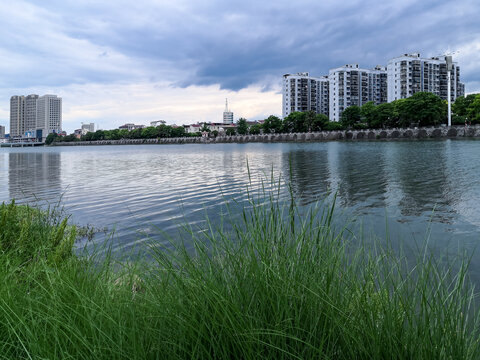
[{"xmin": 0, "ymin": 0, "xmax": 479, "ymax": 133}]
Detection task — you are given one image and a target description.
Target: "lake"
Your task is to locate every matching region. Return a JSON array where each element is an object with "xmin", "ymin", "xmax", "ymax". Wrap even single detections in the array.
[{"xmin": 1, "ymin": 141, "xmax": 480, "ymax": 277}]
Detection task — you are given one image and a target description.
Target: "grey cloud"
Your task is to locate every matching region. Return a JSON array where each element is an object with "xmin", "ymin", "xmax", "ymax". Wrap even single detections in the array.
[{"xmin": 6, "ymin": 0, "xmax": 480, "ymax": 91}]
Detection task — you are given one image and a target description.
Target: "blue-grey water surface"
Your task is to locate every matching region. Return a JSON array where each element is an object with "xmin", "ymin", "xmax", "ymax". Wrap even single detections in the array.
[{"xmin": 1, "ymin": 141, "xmax": 480, "ymax": 277}]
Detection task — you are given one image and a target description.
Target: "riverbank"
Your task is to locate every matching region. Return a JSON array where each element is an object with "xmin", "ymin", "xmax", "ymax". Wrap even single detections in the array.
[
  {"xmin": 51, "ymin": 125, "xmax": 480, "ymax": 146},
  {"xmin": 1, "ymin": 196, "xmax": 479, "ymax": 359}
]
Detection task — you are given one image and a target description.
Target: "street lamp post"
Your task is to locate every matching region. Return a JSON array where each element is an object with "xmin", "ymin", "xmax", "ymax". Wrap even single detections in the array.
[{"xmin": 446, "ymin": 55, "xmax": 453, "ymax": 127}]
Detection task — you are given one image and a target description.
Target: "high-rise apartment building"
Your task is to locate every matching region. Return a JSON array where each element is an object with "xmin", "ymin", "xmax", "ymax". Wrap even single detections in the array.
[
  {"xmin": 0, "ymin": 125, "xmax": 5, "ymax": 139},
  {"xmin": 387, "ymin": 53, "xmax": 464, "ymax": 102},
  {"xmin": 25, "ymin": 94, "xmax": 39, "ymax": 135},
  {"xmin": 329, "ymin": 64, "xmax": 387, "ymax": 122},
  {"xmin": 223, "ymin": 99, "xmax": 233, "ymax": 124},
  {"xmin": 36, "ymin": 95, "xmax": 62, "ymax": 137},
  {"xmin": 317, "ymin": 76, "xmax": 330, "ymax": 118},
  {"xmin": 368, "ymin": 66, "xmax": 388, "ymax": 105},
  {"xmin": 282, "ymin": 73, "xmax": 330, "ymax": 118},
  {"xmin": 9, "ymin": 94, "xmax": 62, "ymax": 140},
  {"xmin": 10, "ymin": 96, "xmax": 25, "ymax": 138},
  {"xmin": 283, "ymin": 52, "xmax": 465, "ymax": 123},
  {"xmin": 458, "ymin": 82, "xmax": 465, "ymax": 98}
]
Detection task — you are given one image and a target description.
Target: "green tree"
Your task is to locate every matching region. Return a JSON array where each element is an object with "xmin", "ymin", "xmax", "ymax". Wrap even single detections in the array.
[
  {"xmin": 236, "ymin": 118, "xmax": 248, "ymax": 135},
  {"xmin": 304, "ymin": 111, "xmax": 317, "ymax": 132},
  {"xmin": 211, "ymin": 130, "xmax": 219, "ymax": 138},
  {"xmin": 403, "ymin": 92, "xmax": 447, "ymax": 127},
  {"xmin": 226, "ymin": 127, "xmax": 236, "ymax": 136},
  {"xmin": 262, "ymin": 115, "xmax": 282, "ymax": 134},
  {"xmin": 128, "ymin": 128, "xmax": 143, "ymax": 139},
  {"xmin": 373, "ymin": 102, "xmax": 395, "ymax": 128},
  {"xmin": 360, "ymin": 102, "xmax": 377, "ymax": 127},
  {"xmin": 467, "ymin": 94, "xmax": 480, "ymax": 123},
  {"xmin": 106, "ymin": 129, "xmax": 121, "ymax": 140},
  {"xmin": 312, "ymin": 114, "xmax": 329, "ymax": 132},
  {"xmin": 282, "ymin": 112, "xmax": 306, "ymax": 133},
  {"xmin": 171, "ymin": 126, "xmax": 186, "ymax": 137},
  {"xmin": 249, "ymin": 124, "xmax": 261, "ymax": 135},
  {"xmin": 141, "ymin": 126, "xmax": 158, "ymax": 139},
  {"xmin": 453, "ymin": 94, "xmax": 477, "ymax": 117},
  {"xmin": 45, "ymin": 133, "xmax": 58, "ymax": 145},
  {"xmin": 200, "ymin": 123, "xmax": 211, "ymax": 133},
  {"xmin": 82, "ymin": 132, "xmax": 94, "ymax": 141},
  {"xmin": 392, "ymin": 99, "xmax": 410, "ymax": 127},
  {"xmin": 117, "ymin": 129, "xmax": 127, "ymax": 139},
  {"xmin": 340, "ymin": 106, "xmax": 361, "ymax": 127},
  {"xmin": 92, "ymin": 130, "xmax": 106, "ymax": 141},
  {"xmin": 157, "ymin": 124, "xmax": 172, "ymax": 138},
  {"xmin": 324, "ymin": 121, "xmax": 344, "ymax": 131}
]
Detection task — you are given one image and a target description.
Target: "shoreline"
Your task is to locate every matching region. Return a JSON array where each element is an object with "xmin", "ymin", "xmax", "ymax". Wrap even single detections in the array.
[{"xmin": 50, "ymin": 125, "xmax": 480, "ymax": 146}]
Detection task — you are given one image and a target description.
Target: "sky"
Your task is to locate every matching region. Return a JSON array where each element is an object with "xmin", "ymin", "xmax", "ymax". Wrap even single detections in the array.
[{"xmin": 0, "ymin": 0, "xmax": 479, "ymax": 133}]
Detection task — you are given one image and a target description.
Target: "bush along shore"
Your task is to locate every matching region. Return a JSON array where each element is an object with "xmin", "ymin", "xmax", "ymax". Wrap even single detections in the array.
[
  {"xmin": 1, "ymin": 195, "xmax": 480, "ymax": 359},
  {"xmin": 52, "ymin": 124, "xmax": 480, "ymax": 146}
]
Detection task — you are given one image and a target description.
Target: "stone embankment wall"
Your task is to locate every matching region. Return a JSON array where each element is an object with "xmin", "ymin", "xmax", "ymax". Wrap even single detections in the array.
[{"xmin": 53, "ymin": 125, "xmax": 480, "ymax": 146}]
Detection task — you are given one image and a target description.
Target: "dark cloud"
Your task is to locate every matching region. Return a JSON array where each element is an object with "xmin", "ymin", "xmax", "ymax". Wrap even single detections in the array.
[{"xmin": 5, "ymin": 0, "xmax": 480, "ymax": 91}]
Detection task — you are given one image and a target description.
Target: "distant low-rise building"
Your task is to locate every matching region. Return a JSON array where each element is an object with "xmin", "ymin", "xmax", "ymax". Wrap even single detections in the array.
[
  {"xmin": 81, "ymin": 123, "xmax": 95, "ymax": 135},
  {"xmin": 183, "ymin": 122, "xmax": 236, "ymax": 134},
  {"xmin": 119, "ymin": 123, "xmax": 145, "ymax": 131},
  {"xmin": 150, "ymin": 120, "xmax": 166, "ymax": 127}
]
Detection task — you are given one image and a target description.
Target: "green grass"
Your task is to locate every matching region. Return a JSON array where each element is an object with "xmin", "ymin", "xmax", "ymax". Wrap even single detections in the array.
[{"xmin": 0, "ymin": 192, "xmax": 479, "ymax": 359}]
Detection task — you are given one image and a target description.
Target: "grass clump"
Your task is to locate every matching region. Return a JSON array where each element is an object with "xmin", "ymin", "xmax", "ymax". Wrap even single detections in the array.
[
  {"xmin": 0, "ymin": 195, "xmax": 479, "ymax": 359},
  {"xmin": 0, "ymin": 200, "xmax": 76, "ymax": 268}
]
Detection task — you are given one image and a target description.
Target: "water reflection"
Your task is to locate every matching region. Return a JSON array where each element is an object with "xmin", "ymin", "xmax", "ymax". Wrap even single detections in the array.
[
  {"xmin": 8, "ymin": 152, "xmax": 61, "ymax": 204},
  {"xmin": 335, "ymin": 143, "xmax": 388, "ymax": 209},
  {"xmin": 0, "ymin": 142, "xmax": 478, "ymax": 265},
  {"xmin": 282, "ymin": 147, "xmax": 330, "ymax": 205},
  {"xmin": 390, "ymin": 142, "xmax": 457, "ymax": 222}
]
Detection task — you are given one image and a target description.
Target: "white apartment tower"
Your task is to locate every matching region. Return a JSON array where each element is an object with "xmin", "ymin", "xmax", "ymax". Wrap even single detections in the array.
[
  {"xmin": 10, "ymin": 96, "xmax": 25, "ymax": 138},
  {"xmin": 25, "ymin": 94, "xmax": 39, "ymax": 135},
  {"xmin": 387, "ymin": 53, "xmax": 464, "ymax": 102},
  {"xmin": 37, "ymin": 95, "xmax": 62, "ymax": 136},
  {"xmin": 10, "ymin": 94, "xmax": 62, "ymax": 140},
  {"xmin": 317, "ymin": 76, "xmax": 330, "ymax": 118},
  {"xmin": 329, "ymin": 64, "xmax": 387, "ymax": 122},
  {"xmin": 223, "ymin": 98, "xmax": 233, "ymax": 124},
  {"xmin": 282, "ymin": 73, "xmax": 329, "ymax": 118}
]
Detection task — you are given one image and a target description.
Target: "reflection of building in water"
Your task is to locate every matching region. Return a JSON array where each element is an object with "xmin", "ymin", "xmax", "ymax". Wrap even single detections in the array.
[
  {"xmin": 8, "ymin": 152, "xmax": 61, "ymax": 202},
  {"xmin": 282, "ymin": 149, "xmax": 331, "ymax": 206},
  {"xmin": 391, "ymin": 142, "xmax": 456, "ymax": 219},
  {"xmin": 335, "ymin": 145, "xmax": 388, "ymax": 208}
]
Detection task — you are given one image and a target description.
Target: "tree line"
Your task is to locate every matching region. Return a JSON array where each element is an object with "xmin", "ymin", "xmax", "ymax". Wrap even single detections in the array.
[
  {"xmin": 339, "ymin": 92, "xmax": 480, "ymax": 129},
  {"xmin": 47, "ymin": 92, "xmax": 480, "ymax": 144}
]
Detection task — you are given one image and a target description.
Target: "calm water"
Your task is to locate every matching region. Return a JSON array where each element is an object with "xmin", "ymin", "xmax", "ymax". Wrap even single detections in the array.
[{"xmin": 1, "ymin": 141, "xmax": 480, "ymax": 275}]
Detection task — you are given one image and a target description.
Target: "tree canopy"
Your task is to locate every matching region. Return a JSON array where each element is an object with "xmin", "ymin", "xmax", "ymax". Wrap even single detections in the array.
[{"xmin": 236, "ymin": 118, "xmax": 248, "ymax": 135}]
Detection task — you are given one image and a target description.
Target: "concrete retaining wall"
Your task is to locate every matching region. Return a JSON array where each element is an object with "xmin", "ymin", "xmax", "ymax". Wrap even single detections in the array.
[{"xmin": 52, "ymin": 125, "xmax": 480, "ymax": 146}]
